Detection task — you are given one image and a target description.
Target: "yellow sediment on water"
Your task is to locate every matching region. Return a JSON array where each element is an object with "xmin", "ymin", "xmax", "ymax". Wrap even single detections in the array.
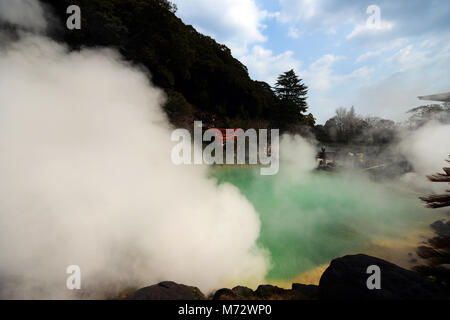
[{"xmin": 269, "ymin": 264, "xmax": 330, "ymax": 288}]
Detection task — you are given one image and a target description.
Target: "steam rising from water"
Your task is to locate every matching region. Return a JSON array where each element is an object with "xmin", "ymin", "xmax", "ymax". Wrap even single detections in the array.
[
  {"xmin": 214, "ymin": 166, "xmax": 434, "ymax": 281},
  {"xmin": 214, "ymin": 125, "xmax": 450, "ymax": 283},
  {"xmin": 0, "ymin": 0, "xmax": 47, "ymax": 32},
  {"xmin": 1, "ymin": 0, "xmax": 449, "ymax": 299},
  {"xmin": 0, "ymin": 34, "xmax": 269, "ymax": 298},
  {"xmin": 398, "ymin": 122, "xmax": 450, "ymax": 193}
]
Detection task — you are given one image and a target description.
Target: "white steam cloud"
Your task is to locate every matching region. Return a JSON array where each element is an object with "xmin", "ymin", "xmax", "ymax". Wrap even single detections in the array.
[
  {"xmin": 397, "ymin": 122, "xmax": 450, "ymax": 193},
  {"xmin": 0, "ymin": 0, "xmax": 47, "ymax": 32},
  {"xmin": 0, "ymin": 19, "xmax": 268, "ymax": 298},
  {"xmin": 0, "ymin": 0, "xmax": 448, "ymax": 299},
  {"xmin": 399, "ymin": 122, "xmax": 450, "ymax": 175}
]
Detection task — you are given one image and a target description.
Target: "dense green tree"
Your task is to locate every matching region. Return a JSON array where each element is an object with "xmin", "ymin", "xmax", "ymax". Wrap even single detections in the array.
[
  {"xmin": 272, "ymin": 69, "xmax": 311, "ymax": 131},
  {"xmin": 274, "ymin": 69, "xmax": 308, "ymax": 113},
  {"xmin": 40, "ymin": 0, "xmax": 289, "ymax": 130}
]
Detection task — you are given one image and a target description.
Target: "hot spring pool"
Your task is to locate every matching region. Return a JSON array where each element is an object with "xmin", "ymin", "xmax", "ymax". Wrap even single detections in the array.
[{"xmin": 211, "ymin": 166, "xmax": 437, "ymax": 284}]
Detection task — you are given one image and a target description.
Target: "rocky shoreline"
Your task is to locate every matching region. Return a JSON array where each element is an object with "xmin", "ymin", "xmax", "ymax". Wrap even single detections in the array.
[{"xmin": 125, "ymin": 254, "xmax": 449, "ymax": 300}]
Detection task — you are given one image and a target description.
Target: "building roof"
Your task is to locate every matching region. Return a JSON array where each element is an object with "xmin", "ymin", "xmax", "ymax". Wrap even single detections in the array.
[{"xmin": 418, "ymin": 92, "xmax": 450, "ymax": 102}]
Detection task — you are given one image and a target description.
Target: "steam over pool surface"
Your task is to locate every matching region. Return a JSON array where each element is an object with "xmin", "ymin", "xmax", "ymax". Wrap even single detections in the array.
[
  {"xmin": 212, "ymin": 166, "xmax": 435, "ymax": 281},
  {"xmin": 0, "ymin": 34, "xmax": 270, "ymax": 298}
]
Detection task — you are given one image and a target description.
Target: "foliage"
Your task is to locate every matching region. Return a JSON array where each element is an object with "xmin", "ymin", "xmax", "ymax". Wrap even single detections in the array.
[
  {"xmin": 41, "ymin": 0, "xmax": 297, "ymax": 130},
  {"xmin": 317, "ymin": 106, "xmax": 398, "ymax": 145},
  {"xmin": 322, "ymin": 106, "xmax": 367, "ymax": 143},
  {"xmin": 415, "ymin": 156, "xmax": 450, "ymax": 292},
  {"xmin": 406, "ymin": 103, "xmax": 450, "ymax": 128},
  {"xmin": 273, "ymin": 69, "xmax": 312, "ymax": 132},
  {"xmin": 274, "ymin": 69, "xmax": 308, "ymax": 113}
]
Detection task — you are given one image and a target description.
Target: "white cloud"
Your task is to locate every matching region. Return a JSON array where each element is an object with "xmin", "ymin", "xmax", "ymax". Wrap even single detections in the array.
[
  {"xmin": 345, "ymin": 66, "xmax": 373, "ymax": 79},
  {"xmin": 277, "ymin": 0, "xmax": 360, "ymax": 36},
  {"xmin": 350, "ymin": 42, "xmax": 450, "ymax": 120},
  {"xmin": 325, "ymin": 27, "xmax": 337, "ymax": 35},
  {"xmin": 300, "ymin": 55, "xmax": 372, "ymax": 93},
  {"xmin": 173, "ymin": 0, "xmax": 450, "ymax": 124},
  {"xmin": 305, "ymin": 42, "xmax": 447, "ymax": 122},
  {"xmin": 356, "ymin": 50, "xmax": 380, "ymax": 63},
  {"xmin": 346, "ymin": 20, "xmax": 394, "ymax": 40},
  {"xmin": 387, "ymin": 45, "xmax": 428, "ymax": 71},
  {"xmin": 419, "ymin": 37, "xmax": 441, "ymax": 49},
  {"xmin": 278, "ymin": 0, "xmax": 320, "ymax": 23},
  {"xmin": 301, "ymin": 54, "xmax": 343, "ymax": 91},
  {"xmin": 173, "ymin": 0, "xmax": 304, "ymax": 85},
  {"xmin": 355, "ymin": 39, "xmax": 405, "ymax": 63},
  {"xmin": 298, "ymin": 54, "xmax": 376, "ymax": 123},
  {"xmin": 240, "ymin": 45, "xmax": 302, "ymax": 85},
  {"xmin": 172, "ymin": 0, "xmax": 272, "ymax": 56},
  {"xmin": 288, "ymin": 26, "xmax": 300, "ymax": 39}
]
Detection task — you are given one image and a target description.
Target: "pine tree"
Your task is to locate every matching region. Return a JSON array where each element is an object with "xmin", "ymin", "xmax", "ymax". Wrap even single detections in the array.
[{"xmin": 274, "ymin": 69, "xmax": 308, "ymax": 113}]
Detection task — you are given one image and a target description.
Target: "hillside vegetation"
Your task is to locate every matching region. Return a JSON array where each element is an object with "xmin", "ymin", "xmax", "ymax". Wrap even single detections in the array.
[{"xmin": 42, "ymin": 0, "xmax": 314, "ymax": 131}]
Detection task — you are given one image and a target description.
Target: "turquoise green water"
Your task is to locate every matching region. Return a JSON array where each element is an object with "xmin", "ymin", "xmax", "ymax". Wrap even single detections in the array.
[{"xmin": 212, "ymin": 167, "xmax": 431, "ymax": 280}]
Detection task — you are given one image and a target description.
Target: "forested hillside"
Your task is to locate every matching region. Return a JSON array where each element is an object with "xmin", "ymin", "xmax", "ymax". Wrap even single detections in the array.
[{"xmin": 41, "ymin": 0, "xmax": 313, "ymax": 131}]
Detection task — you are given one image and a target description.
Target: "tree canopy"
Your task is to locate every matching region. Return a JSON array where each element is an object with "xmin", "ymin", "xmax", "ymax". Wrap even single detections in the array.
[
  {"xmin": 272, "ymin": 69, "xmax": 313, "ymax": 132},
  {"xmin": 274, "ymin": 69, "xmax": 308, "ymax": 113},
  {"xmin": 406, "ymin": 103, "xmax": 450, "ymax": 128},
  {"xmin": 41, "ymin": 0, "xmax": 297, "ymax": 131}
]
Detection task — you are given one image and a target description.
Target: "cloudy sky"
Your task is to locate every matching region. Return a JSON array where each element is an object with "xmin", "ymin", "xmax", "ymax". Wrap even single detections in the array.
[{"xmin": 171, "ymin": 0, "xmax": 450, "ymax": 123}]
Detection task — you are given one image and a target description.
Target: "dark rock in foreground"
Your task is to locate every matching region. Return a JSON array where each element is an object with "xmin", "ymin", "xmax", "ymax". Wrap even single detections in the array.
[
  {"xmin": 291, "ymin": 283, "xmax": 319, "ymax": 299},
  {"xmin": 213, "ymin": 288, "xmax": 239, "ymax": 300},
  {"xmin": 319, "ymin": 254, "xmax": 447, "ymax": 300},
  {"xmin": 254, "ymin": 284, "xmax": 308, "ymax": 300},
  {"xmin": 232, "ymin": 286, "xmax": 256, "ymax": 299},
  {"xmin": 212, "ymin": 284, "xmax": 315, "ymax": 300},
  {"xmin": 125, "ymin": 254, "xmax": 449, "ymax": 300},
  {"xmin": 126, "ymin": 281, "xmax": 205, "ymax": 300}
]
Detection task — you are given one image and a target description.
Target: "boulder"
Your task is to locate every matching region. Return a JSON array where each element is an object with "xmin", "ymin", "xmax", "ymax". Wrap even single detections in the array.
[
  {"xmin": 212, "ymin": 288, "xmax": 238, "ymax": 300},
  {"xmin": 211, "ymin": 286, "xmax": 256, "ymax": 299},
  {"xmin": 126, "ymin": 281, "xmax": 204, "ymax": 300},
  {"xmin": 213, "ymin": 284, "xmax": 308, "ymax": 300},
  {"xmin": 232, "ymin": 286, "xmax": 256, "ymax": 299},
  {"xmin": 254, "ymin": 284, "xmax": 306, "ymax": 300},
  {"xmin": 319, "ymin": 254, "xmax": 447, "ymax": 300},
  {"xmin": 292, "ymin": 283, "xmax": 319, "ymax": 299}
]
